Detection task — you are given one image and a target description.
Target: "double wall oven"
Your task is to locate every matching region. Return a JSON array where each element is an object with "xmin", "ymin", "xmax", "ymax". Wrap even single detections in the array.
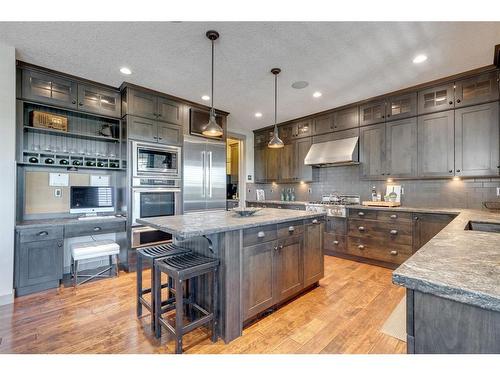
[{"xmin": 130, "ymin": 141, "xmax": 182, "ymax": 249}]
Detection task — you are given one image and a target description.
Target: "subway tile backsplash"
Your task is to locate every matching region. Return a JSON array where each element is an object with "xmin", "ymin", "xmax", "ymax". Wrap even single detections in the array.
[{"xmin": 248, "ymin": 165, "xmax": 500, "ymax": 209}]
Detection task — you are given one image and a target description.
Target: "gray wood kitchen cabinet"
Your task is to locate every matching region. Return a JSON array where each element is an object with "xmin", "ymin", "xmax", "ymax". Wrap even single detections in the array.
[
  {"xmin": 241, "ymin": 240, "xmax": 276, "ymax": 320},
  {"xmin": 22, "ymin": 69, "xmax": 78, "ymax": 109},
  {"xmin": 412, "ymin": 213, "xmax": 455, "ymax": 252},
  {"xmin": 127, "ymin": 115, "xmax": 182, "ymax": 145},
  {"xmin": 333, "ymin": 106, "xmax": 359, "ymax": 131},
  {"xmin": 15, "ymin": 226, "xmax": 64, "ymax": 297},
  {"xmin": 295, "ymin": 137, "xmax": 313, "ymax": 182},
  {"xmin": 157, "ymin": 96, "xmax": 183, "ymax": 125},
  {"xmin": 386, "ymin": 117, "xmax": 418, "ymax": 178},
  {"xmin": 455, "ymin": 72, "xmax": 499, "ymax": 108},
  {"xmin": 454, "ymin": 103, "xmax": 500, "ymax": 177},
  {"xmin": 279, "ymin": 141, "xmax": 295, "ymax": 182},
  {"xmin": 77, "ymin": 84, "xmax": 121, "ymax": 118},
  {"xmin": 386, "ymin": 92, "xmax": 417, "ymax": 121},
  {"xmin": 360, "ymin": 123, "xmax": 386, "ymax": 179},
  {"xmin": 418, "ymin": 83, "xmax": 455, "ymax": 115},
  {"xmin": 266, "ymin": 147, "xmax": 280, "ymax": 182},
  {"xmin": 417, "ymin": 110, "xmax": 455, "ymax": 177},
  {"xmin": 295, "ymin": 120, "xmax": 312, "ymax": 138},
  {"xmin": 254, "ymin": 145, "xmax": 267, "ymax": 183},
  {"xmin": 275, "ymin": 235, "xmax": 304, "ymax": 303},
  {"xmin": 312, "ymin": 114, "xmax": 335, "ymax": 135},
  {"xmin": 304, "ymin": 219, "xmax": 324, "ymax": 287},
  {"xmin": 360, "ymin": 100, "xmax": 386, "ymax": 126},
  {"xmin": 125, "ymin": 88, "xmax": 184, "ymax": 125}
]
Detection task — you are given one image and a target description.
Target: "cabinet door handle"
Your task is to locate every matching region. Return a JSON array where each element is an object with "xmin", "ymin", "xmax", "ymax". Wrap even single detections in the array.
[
  {"xmin": 456, "ymin": 99, "xmax": 461, "ymax": 104},
  {"xmin": 358, "ymin": 244, "xmax": 365, "ymax": 250},
  {"xmin": 78, "ymin": 102, "xmax": 83, "ymax": 106},
  {"xmin": 358, "ymin": 226, "xmax": 365, "ymax": 231},
  {"xmin": 390, "ymin": 214, "xmax": 397, "ymax": 219},
  {"xmin": 158, "ymin": 137, "xmax": 163, "ymax": 140},
  {"xmin": 390, "ymin": 229, "xmax": 398, "ymax": 235},
  {"xmin": 257, "ymin": 231, "xmax": 265, "ymax": 238},
  {"xmin": 449, "ymin": 101, "xmax": 453, "ymax": 105},
  {"xmin": 449, "ymin": 170, "xmax": 453, "ymax": 173},
  {"xmin": 158, "ymin": 113, "xmax": 162, "ymax": 117},
  {"xmin": 38, "ymin": 231, "xmax": 49, "ymax": 236},
  {"xmin": 456, "ymin": 169, "xmax": 461, "ymax": 173},
  {"xmin": 358, "ymin": 212, "xmax": 365, "ymax": 217},
  {"xmin": 274, "ymin": 246, "xmax": 278, "ymax": 251},
  {"xmin": 93, "ymin": 226, "xmax": 102, "ymax": 232},
  {"xmin": 390, "ymin": 250, "xmax": 398, "ymax": 255},
  {"xmin": 288, "ymin": 226, "xmax": 295, "ymax": 232},
  {"xmin": 279, "ymin": 245, "xmax": 284, "ymax": 250},
  {"xmin": 333, "ymin": 240, "xmax": 339, "ymax": 245},
  {"xmin": 71, "ymin": 99, "xmax": 76, "ymax": 104}
]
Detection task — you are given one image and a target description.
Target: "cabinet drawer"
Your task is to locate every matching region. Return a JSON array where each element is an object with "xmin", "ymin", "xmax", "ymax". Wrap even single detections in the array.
[
  {"xmin": 19, "ymin": 226, "xmax": 63, "ymax": 243},
  {"xmin": 377, "ymin": 211, "xmax": 412, "ymax": 222},
  {"xmin": 348, "ymin": 208, "xmax": 377, "ymax": 220},
  {"xmin": 324, "ymin": 233, "xmax": 347, "ymax": 253},
  {"xmin": 326, "ymin": 217, "xmax": 347, "ymax": 235},
  {"xmin": 64, "ymin": 221, "xmax": 126, "ymax": 237},
  {"xmin": 348, "ymin": 219, "xmax": 412, "ymax": 245},
  {"xmin": 278, "ymin": 220, "xmax": 304, "ymax": 238},
  {"xmin": 243, "ymin": 224, "xmax": 277, "ymax": 247},
  {"xmin": 347, "ymin": 237, "xmax": 412, "ymax": 264}
]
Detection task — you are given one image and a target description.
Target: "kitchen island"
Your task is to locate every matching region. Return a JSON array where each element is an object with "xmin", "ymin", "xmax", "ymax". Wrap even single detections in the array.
[{"xmin": 138, "ymin": 208, "xmax": 326, "ymax": 343}]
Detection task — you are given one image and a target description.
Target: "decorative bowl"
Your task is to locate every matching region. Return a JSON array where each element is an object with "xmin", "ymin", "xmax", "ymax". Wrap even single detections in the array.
[{"xmin": 232, "ymin": 207, "xmax": 261, "ymax": 217}]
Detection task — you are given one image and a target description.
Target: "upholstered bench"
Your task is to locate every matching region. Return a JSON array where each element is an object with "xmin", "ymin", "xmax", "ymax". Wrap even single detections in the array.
[{"xmin": 70, "ymin": 240, "xmax": 120, "ymax": 287}]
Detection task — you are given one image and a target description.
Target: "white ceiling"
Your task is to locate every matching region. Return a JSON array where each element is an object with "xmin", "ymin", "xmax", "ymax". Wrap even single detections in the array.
[{"xmin": 0, "ymin": 22, "xmax": 499, "ymax": 131}]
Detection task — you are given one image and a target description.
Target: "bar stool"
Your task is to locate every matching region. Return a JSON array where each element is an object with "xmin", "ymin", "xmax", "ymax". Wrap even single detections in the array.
[
  {"xmin": 136, "ymin": 243, "xmax": 190, "ymax": 332},
  {"xmin": 154, "ymin": 252, "xmax": 219, "ymax": 354}
]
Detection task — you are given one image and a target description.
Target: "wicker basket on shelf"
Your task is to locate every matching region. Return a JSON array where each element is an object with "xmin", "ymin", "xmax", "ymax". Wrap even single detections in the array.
[{"xmin": 30, "ymin": 111, "xmax": 68, "ymax": 132}]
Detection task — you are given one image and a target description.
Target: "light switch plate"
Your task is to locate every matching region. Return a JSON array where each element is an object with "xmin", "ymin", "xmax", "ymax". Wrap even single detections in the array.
[
  {"xmin": 497, "ymin": 187, "xmax": 500, "ymax": 196},
  {"xmin": 54, "ymin": 188, "xmax": 62, "ymax": 198}
]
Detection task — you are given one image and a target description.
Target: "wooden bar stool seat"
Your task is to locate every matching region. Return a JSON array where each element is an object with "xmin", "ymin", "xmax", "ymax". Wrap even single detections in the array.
[
  {"xmin": 154, "ymin": 252, "xmax": 219, "ymax": 354},
  {"xmin": 136, "ymin": 243, "xmax": 190, "ymax": 332}
]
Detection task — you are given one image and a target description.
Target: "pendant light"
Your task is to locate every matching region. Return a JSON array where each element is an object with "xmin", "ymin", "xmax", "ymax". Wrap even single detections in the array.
[
  {"xmin": 202, "ymin": 30, "xmax": 224, "ymax": 137},
  {"xmin": 268, "ymin": 68, "xmax": 284, "ymax": 149}
]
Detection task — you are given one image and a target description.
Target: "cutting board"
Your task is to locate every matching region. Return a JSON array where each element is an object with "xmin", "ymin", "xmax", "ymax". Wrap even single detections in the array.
[{"xmin": 362, "ymin": 201, "xmax": 401, "ymax": 207}]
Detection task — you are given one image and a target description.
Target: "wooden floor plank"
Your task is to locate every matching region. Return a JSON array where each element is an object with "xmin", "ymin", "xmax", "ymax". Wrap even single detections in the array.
[{"xmin": 0, "ymin": 256, "xmax": 406, "ymax": 354}]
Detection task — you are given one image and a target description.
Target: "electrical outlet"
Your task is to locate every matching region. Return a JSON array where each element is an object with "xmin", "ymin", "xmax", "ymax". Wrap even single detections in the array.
[
  {"xmin": 308, "ymin": 188, "xmax": 312, "ymax": 194},
  {"xmin": 497, "ymin": 187, "xmax": 500, "ymax": 196}
]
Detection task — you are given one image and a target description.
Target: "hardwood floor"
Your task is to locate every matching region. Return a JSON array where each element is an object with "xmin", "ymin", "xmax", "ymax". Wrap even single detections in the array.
[{"xmin": 0, "ymin": 256, "xmax": 406, "ymax": 354}]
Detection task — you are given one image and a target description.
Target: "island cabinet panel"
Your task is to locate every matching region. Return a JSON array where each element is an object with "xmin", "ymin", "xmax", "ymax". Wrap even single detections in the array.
[
  {"xmin": 454, "ymin": 103, "xmax": 499, "ymax": 177},
  {"xmin": 412, "ymin": 213, "xmax": 455, "ymax": 251},
  {"xmin": 360, "ymin": 123, "xmax": 386, "ymax": 179},
  {"xmin": 454, "ymin": 71, "xmax": 499, "ymax": 108},
  {"xmin": 417, "ymin": 110, "xmax": 455, "ymax": 177},
  {"xmin": 385, "ymin": 117, "xmax": 417, "ymax": 178},
  {"xmin": 241, "ymin": 240, "xmax": 276, "ymax": 321},
  {"xmin": 275, "ymin": 235, "xmax": 304, "ymax": 302},
  {"xmin": 411, "ymin": 291, "xmax": 500, "ymax": 353},
  {"xmin": 304, "ymin": 219, "xmax": 324, "ymax": 286}
]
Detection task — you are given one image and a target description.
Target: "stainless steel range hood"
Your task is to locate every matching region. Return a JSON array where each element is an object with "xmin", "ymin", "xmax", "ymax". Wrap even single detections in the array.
[{"xmin": 304, "ymin": 136, "xmax": 359, "ymax": 167}]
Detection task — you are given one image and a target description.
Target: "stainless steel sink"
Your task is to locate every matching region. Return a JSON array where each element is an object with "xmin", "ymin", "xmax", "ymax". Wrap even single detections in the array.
[{"xmin": 465, "ymin": 221, "xmax": 500, "ymax": 233}]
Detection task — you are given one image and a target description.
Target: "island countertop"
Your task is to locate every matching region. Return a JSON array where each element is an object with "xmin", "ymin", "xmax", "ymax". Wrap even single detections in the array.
[
  {"xmin": 392, "ymin": 209, "xmax": 500, "ymax": 312},
  {"xmin": 137, "ymin": 208, "xmax": 325, "ymax": 239}
]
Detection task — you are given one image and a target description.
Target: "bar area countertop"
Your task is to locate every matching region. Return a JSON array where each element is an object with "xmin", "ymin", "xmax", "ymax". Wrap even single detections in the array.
[{"xmin": 137, "ymin": 208, "xmax": 324, "ymax": 239}]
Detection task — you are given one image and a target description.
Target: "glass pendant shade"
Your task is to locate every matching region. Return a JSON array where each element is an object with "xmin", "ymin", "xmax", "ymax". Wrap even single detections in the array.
[
  {"xmin": 202, "ymin": 109, "xmax": 223, "ymax": 137},
  {"xmin": 268, "ymin": 68, "xmax": 284, "ymax": 149}
]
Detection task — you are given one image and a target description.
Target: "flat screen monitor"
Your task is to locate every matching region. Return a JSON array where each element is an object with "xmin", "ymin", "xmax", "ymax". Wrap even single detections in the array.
[{"xmin": 70, "ymin": 186, "xmax": 115, "ymax": 214}]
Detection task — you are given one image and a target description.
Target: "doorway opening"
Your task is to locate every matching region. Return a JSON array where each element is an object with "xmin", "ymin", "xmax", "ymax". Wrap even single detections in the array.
[{"xmin": 226, "ymin": 137, "xmax": 241, "ymax": 209}]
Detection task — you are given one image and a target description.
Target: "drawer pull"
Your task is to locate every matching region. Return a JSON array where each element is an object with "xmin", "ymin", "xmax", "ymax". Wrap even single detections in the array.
[
  {"xmin": 38, "ymin": 231, "xmax": 49, "ymax": 236},
  {"xmin": 93, "ymin": 227, "xmax": 102, "ymax": 232},
  {"xmin": 390, "ymin": 250, "xmax": 398, "ymax": 255},
  {"xmin": 358, "ymin": 245, "xmax": 365, "ymax": 250},
  {"xmin": 279, "ymin": 245, "xmax": 284, "ymax": 250},
  {"xmin": 390, "ymin": 214, "xmax": 398, "ymax": 219},
  {"xmin": 312, "ymin": 219, "xmax": 318, "ymax": 224},
  {"xmin": 257, "ymin": 231, "xmax": 266, "ymax": 238},
  {"xmin": 288, "ymin": 226, "xmax": 295, "ymax": 232},
  {"xmin": 333, "ymin": 240, "xmax": 339, "ymax": 245},
  {"xmin": 390, "ymin": 229, "xmax": 398, "ymax": 235},
  {"xmin": 358, "ymin": 212, "xmax": 365, "ymax": 217},
  {"xmin": 358, "ymin": 226, "xmax": 365, "ymax": 231}
]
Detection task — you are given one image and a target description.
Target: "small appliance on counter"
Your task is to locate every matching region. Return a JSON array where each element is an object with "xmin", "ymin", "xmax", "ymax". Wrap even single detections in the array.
[{"xmin": 362, "ymin": 185, "xmax": 402, "ymax": 207}]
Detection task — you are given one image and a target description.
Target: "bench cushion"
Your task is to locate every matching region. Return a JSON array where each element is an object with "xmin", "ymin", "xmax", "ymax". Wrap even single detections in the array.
[{"xmin": 71, "ymin": 240, "xmax": 120, "ymax": 261}]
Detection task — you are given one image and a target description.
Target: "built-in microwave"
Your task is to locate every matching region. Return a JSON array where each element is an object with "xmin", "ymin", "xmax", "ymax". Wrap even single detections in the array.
[{"xmin": 132, "ymin": 141, "xmax": 181, "ymax": 178}]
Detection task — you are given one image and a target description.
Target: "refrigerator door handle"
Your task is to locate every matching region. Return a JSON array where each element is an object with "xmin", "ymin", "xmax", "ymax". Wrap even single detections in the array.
[
  {"xmin": 201, "ymin": 151, "xmax": 206, "ymax": 198},
  {"xmin": 208, "ymin": 151, "xmax": 213, "ymax": 198}
]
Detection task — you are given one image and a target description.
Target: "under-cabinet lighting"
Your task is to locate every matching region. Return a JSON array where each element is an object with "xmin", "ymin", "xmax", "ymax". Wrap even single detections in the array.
[{"xmin": 387, "ymin": 178, "xmax": 394, "ymax": 183}]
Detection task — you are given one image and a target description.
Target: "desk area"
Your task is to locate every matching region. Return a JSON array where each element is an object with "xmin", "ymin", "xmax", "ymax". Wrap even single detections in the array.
[{"xmin": 15, "ymin": 216, "xmax": 127, "ymax": 296}]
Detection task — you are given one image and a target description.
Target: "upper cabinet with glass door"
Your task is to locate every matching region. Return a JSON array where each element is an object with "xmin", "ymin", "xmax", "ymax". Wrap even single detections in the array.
[
  {"xmin": 417, "ymin": 83, "xmax": 455, "ymax": 115},
  {"xmin": 386, "ymin": 93, "xmax": 417, "ymax": 121},
  {"xmin": 22, "ymin": 69, "xmax": 78, "ymax": 109},
  {"xmin": 455, "ymin": 71, "xmax": 499, "ymax": 108},
  {"xmin": 359, "ymin": 100, "xmax": 386, "ymax": 126},
  {"xmin": 77, "ymin": 84, "xmax": 121, "ymax": 118}
]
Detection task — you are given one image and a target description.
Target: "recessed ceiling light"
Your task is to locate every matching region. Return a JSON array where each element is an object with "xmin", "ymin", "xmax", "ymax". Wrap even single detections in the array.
[
  {"xmin": 413, "ymin": 54, "xmax": 428, "ymax": 64},
  {"xmin": 120, "ymin": 67, "xmax": 132, "ymax": 75},
  {"xmin": 313, "ymin": 91, "xmax": 322, "ymax": 98},
  {"xmin": 201, "ymin": 95, "xmax": 210, "ymax": 101},
  {"xmin": 254, "ymin": 112, "xmax": 263, "ymax": 118},
  {"xmin": 292, "ymin": 81, "xmax": 309, "ymax": 89}
]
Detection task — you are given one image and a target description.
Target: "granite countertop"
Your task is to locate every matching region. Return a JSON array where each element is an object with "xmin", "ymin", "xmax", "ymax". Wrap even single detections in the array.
[
  {"xmin": 392, "ymin": 209, "xmax": 500, "ymax": 312},
  {"xmin": 137, "ymin": 208, "xmax": 324, "ymax": 239},
  {"xmin": 246, "ymin": 200, "xmax": 308, "ymax": 206},
  {"xmin": 16, "ymin": 215, "xmax": 127, "ymax": 229}
]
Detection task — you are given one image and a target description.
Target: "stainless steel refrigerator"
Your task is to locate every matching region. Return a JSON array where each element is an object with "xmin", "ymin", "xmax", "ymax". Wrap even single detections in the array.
[{"xmin": 183, "ymin": 135, "xmax": 226, "ymax": 213}]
